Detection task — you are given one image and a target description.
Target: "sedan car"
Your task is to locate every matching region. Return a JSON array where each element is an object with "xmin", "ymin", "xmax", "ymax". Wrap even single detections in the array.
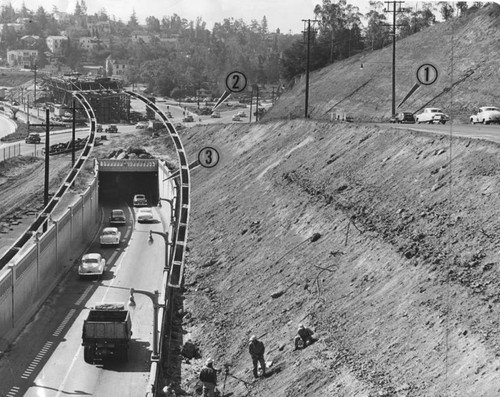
[
  {"xmin": 135, "ymin": 121, "xmax": 148, "ymax": 129},
  {"xmin": 109, "ymin": 209, "xmax": 126, "ymax": 226},
  {"xmin": 237, "ymin": 111, "xmax": 247, "ymax": 117},
  {"xmin": 395, "ymin": 112, "xmax": 415, "ymax": 124},
  {"xmin": 133, "ymin": 194, "xmax": 148, "ymax": 207},
  {"xmin": 415, "ymin": 108, "xmax": 449, "ymax": 124},
  {"xmin": 78, "ymin": 253, "xmax": 105, "ymax": 278},
  {"xmin": 232, "ymin": 114, "xmax": 241, "ymax": 121},
  {"xmin": 100, "ymin": 227, "xmax": 121, "ymax": 246},
  {"xmin": 470, "ymin": 106, "xmax": 500, "ymax": 125},
  {"xmin": 137, "ymin": 208, "xmax": 155, "ymax": 223}
]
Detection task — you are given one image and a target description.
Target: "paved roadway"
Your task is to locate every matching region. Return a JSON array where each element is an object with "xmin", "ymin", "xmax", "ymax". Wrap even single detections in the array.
[{"xmin": 0, "ymin": 203, "xmax": 169, "ymax": 397}]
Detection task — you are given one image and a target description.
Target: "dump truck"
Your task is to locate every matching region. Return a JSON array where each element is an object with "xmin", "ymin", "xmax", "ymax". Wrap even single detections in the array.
[{"xmin": 82, "ymin": 303, "xmax": 132, "ymax": 363}]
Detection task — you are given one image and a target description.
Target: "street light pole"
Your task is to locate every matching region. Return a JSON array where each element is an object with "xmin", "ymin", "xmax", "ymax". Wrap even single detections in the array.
[
  {"xmin": 128, "ymin": 288, "xmax": 165, "ymax": 360},
  {"xmin": 148, "ymin": 230, "xmax": 171, "ymax": 272}
]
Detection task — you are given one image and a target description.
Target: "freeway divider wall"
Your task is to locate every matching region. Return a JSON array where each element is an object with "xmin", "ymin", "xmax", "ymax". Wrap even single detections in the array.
[{"xmin": 0, "ymin": 177, "xmax": 99, "ymax": 351}]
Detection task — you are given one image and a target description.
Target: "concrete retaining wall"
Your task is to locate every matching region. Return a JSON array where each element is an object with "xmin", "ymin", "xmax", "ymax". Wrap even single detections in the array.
[{"xmin": 0, "ymin": 178, "xmax": 99, "ymax": 351}]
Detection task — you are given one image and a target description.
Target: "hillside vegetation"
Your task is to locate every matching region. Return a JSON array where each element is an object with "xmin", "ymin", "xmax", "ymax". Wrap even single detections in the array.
[
  {"xmin": 156, "ymin": 5, "xmax": 500, "ymax": 396},
  {"xmin": 267, "ymin": 3, "xmax": 500, "ymax": 123}
]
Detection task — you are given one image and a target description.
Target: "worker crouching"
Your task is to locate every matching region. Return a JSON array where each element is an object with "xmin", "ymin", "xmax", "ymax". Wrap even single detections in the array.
[{"xmin": 294, "ymin": 324, "xmax": 317, "ymax": 350}]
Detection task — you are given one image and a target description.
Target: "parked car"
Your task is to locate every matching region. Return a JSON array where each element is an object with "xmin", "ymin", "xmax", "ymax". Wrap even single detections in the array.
[
  {"xmin": 25, "ymin": 132, "xmax": 41, "ymax": 144},
  {"xmin": 182, "ymin": 115, "xmax": 194, "ymax": 122},
  {"xmin": 96, "ymin": 124, "xmax": 103, "ymax": 132},
  {"xmin": 105, "ymin": 125, "xmax": 118, "ymax": 133},
  {"xmin": 133, "ymin": 194, "xmax": 148, "ymax": 207},
  {"xmin": 211, "ymin": 112, "xmax": 221, "ymax": 118},
  {"xmin": 167, "ymin": 112, "xmax": 173, "ymax": 118},
  {"xmin": 109, "ymin": 209, "xmax": 126, "ymax": 226},
  {"xmin": 237, "ymin": 111, "xmax": 247, "ymax": 117},
  {"xmin": 78, "ymin": 253, "xmax": 105, "ymax": 278},
  {"xmin": 415, "ymin": 108, "xmax": 449, "ymax": 124},
  {"xmin": 395, "ymin": 112, "xmax": 415, "ymax": 124},
  {"xmin": 232, "ymin": 114, "xmax": 241, "ymax": 121},
  {"xmin": 100, "ymin": 227, "xmax": 121, "ymax": 247},
  {"xmin": 137, "ymin": 208, "xmax": 155, "ymax": 223},
  {"xmin": 135, "ymin": 121, "xmax": 148, "ymax": 129},
  {"xmin": 470, "ymin": 106, "xmax": 500, "ymax": 125}
]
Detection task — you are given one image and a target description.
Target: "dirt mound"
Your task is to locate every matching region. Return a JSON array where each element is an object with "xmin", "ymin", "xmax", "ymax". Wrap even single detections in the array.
[{"xmin": 162, "ymin": 119, "xmax": 500, "ymax": 396}]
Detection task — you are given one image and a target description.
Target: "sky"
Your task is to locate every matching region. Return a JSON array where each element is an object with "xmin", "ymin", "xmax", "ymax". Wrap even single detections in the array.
[
  {"xmin": 4, "ymin": 0, "xmax": 375, "ymax": 34},
  {"xmin": 3, "ymin": 1, "xmax": 487, "ymax": 33}
]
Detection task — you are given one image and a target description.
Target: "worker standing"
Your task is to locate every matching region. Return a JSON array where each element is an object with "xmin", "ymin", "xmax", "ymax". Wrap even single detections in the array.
[
  {"xmin": 248, "ymin": 335, "xmax": 266, "ymax": 378},
  {"xmin": 199, "ymin": 358, "xmax": 220, "ymax": 397},
  {"xmin": 294, "ymin": 324, "xmax": 316, "ymax": 350}
]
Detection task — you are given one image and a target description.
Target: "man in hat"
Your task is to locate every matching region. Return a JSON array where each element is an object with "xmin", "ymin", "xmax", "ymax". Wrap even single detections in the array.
[
  {"xmin": 199, "ymin": 358, "xmax": 220, "ymax": 397},
  {"xmin": 294, "ymin": 324, "xmax": 316, "ymax": 350},
  {"xmin": 248, "ymin": 335, "xmax": 266, "ymax": 378}
]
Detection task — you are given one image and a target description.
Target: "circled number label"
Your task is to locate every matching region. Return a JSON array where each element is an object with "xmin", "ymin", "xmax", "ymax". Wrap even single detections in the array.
[
  {"xmin": 416, "ymin": 63, "xmax": 438, "ymax": 86},
  {"xmin": 225, "ymin": 71, "xmax": 247, "ymax": 93},
  {"xmin": 198, "ymin": 147, "xmax": 220, "ymax": 168}
]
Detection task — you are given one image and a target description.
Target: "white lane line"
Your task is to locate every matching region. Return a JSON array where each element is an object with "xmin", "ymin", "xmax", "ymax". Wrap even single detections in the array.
[
  {"xmin": 53, "ymin": 308, "xmax": 76, "ymax": 337},
  {"xmin": 75, "ymin": 285, "xmax": 93, "ymax": 306},
  {"xmin": 54, "ymin": 345, "xmax": 83, "ymax": 397},
  {"xmin": 20, "ymin": 342, "xmax": 53, "ymax": 379}
]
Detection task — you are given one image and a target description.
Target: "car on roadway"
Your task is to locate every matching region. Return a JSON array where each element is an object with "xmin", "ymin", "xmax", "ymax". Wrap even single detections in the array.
[
  {"xmin": 109, "ymin": 209, "xmax": 126, "ymax": 226},
  {"xmin": 237, "ymin": 111, "xmax": 247, "ymax": 117},
  {"xmin": 394, "ymin": 112, "xmax": 415, "ymax": 124},
  {"xmin": 25, "ymin": 132, "xmax": 41, "ymax": 144},
  {"xmin": 232, "ymin": 114, "xmax": 241, "ymax": 121},
  {"xmin": 133, "ymin": 194, "xmax": 148, "ymax": 207},
  {"xmin": 415, "ymin": 108, "xmax": 449, "ymax": 124},
  {"xmin": 135, "ymin": 121, "xmax": 148, "ymax": 129},
  {"xmin": 211, "ymin": 112, "xmax": 221, "ymax": 118},
  {"xmin": 78, "ymin": 253, "xmax": 105, "ymax": 278},
  {"xmin": 100, "ymin": 227, "xmax": 121, "ymax": 247},
  {"xmin": 470, "ymin": 106, "xmax": 500, "ymax": 125},
  {"xmin": 167, "ymin": 112, "xmax": 173, "ymax": 118},
  {"xmin": 105, "ymin": 125, "xmax": 118, "ymax": 133},
  {"xmin": 183, "ymin": 115, "xmax": 194, "ymax": 122},
  {"xmin": 136, "ymin": 207, "xmax": 155, "ymax": 223}
]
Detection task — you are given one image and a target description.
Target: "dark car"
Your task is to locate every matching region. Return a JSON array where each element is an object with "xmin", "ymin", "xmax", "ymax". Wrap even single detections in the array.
[
  {"xmin": 395, "ymin": 112, "xmax": 415, "ymax": 124},
  {"xmin": 109, "ymin": 209, "xmax": 126, "ymax": 226}
]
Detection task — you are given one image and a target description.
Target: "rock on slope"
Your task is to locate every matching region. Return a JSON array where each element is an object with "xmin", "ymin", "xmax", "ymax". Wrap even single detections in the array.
[{"xmin": 171, "ymin": 119, "xmax": 500, "ymax": 396}]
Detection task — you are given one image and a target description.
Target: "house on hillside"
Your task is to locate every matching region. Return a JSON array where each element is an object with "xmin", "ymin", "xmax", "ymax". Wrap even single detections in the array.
[
  {"xmin": 53, "ymin": 11, "xmax": 70, "ymax": 23},
  {"xmin": 87, "ymin": 19, "xmax": 111, "ymax": 36},
  {"xmin": 105, "ymin": 56, "xmax": 129, "ymax": 80},
  {"xmin": 46, "ymin": 36, "xmax": 68, "ymax": 56},
  {"xmin": 131, "ymin": 32, "xmax": 152, "ymax": 44},
  {"xmin": 20, "ymin": 35, "xmax": 41, "ymax": 48},
  {"xmin": 6, "ymin": 49, "xmax": 38, "ymax": 67},
  {"xmin": 79, "ymin": 37, "xmax": 103, "ymax": 53}
]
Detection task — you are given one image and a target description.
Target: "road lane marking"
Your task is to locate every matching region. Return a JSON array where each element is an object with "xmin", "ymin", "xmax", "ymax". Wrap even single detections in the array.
[
  {"xmin": 20, "ymin": 341, "xmax": 53, "ymax": 379},
  {"xmin": 53, "ymin": 309, "xmax": 76, "ymax": 337},
  {"xmin": 53, "ymin": 345, "xmax": 83, "ymax": 397},
  {"xmin": 75, "ymin": 285, "xmax": 93, "ymax": 306}
]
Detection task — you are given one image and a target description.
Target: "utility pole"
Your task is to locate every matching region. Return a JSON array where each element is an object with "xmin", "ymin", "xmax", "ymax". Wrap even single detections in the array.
[
  {"xmin": 384, "ymin": 1, "xmax": 405, "ymax": 117},
  {"xmin": 302, "ymin": 19, "xmax": 319, "ymax": 119}
]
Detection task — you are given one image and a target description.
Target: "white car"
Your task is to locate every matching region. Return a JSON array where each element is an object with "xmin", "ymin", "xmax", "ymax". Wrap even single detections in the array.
[
  {"xmin": 415, "ymin": 108, "xmax": 449, "ymax": 124},
  {"xmin": 137, "ymin": 208, "xmax": 155, "ymax": 223},
  {"xmin": 135, "ymin": 121, "xmax": 148, "ymax": 129},
  {"xmin": 133, "ymin": 194, "xmax": 148, "ymax": 207},
  {"xmin": 470, "ymin": 106, "xmax": 500, "ymax": 125},
  {"xmin": 232, "ymin": 114, "xmax": 241, "ymax": 121},
  {"xmin": 78, "ymin": 253, "xmax": 105, "ymax": 278},
  {"xmin": 100, "ymin": 227, "xmax": 121, "ymax": 246}
]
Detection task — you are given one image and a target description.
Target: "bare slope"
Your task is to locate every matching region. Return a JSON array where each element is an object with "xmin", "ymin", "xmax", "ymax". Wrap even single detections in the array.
[
  {"xmin": 266, "ymin": 3, "xmax": 500, "ymax": 123},
  {"xmin": 174, "ymin": 119, "xmax": 500, "ymax": 396}
]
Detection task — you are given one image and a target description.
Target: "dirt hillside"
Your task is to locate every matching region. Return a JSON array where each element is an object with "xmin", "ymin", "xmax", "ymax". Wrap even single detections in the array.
[
  {"xmin": 266, "ymin": 3, "xmax": 500, "ymax": 123},
  {"xmin": 166, "ymin": 119, "xmax": 500, "ymax": 397}
]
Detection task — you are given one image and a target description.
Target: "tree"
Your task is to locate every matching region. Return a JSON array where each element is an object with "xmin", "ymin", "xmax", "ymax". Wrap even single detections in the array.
[
  {"xmin": 438, "ymin": 2, "xmax": 455, "ymax": 20},
  {"xmin": 146, "ymin": 16, "xmax": 161, "ymax": 33},
  {"xmin": 128, "ymin": 10, "xmax": 139, "ymax": 28}
]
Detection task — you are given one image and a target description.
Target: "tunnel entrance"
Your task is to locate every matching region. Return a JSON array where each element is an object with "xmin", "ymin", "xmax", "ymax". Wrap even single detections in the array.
[{"xmin": 98, "ymin": 159, "xmax": 159, "ymax": 206}]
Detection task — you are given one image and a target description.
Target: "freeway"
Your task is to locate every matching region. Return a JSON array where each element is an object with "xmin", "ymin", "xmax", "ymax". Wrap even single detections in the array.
[
  {"xmin": 0, "ymin": 203, "xmax": 169, "ymax": 396},
  {"xmin": 386, "ymin": 121, "xmax": 500, "ymax": 142}
]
